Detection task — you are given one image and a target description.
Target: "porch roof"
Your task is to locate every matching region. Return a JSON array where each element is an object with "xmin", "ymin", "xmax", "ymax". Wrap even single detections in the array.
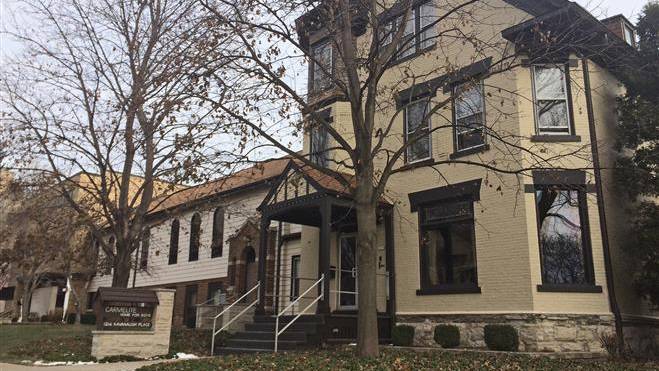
[{"xmin": 257, "ymin": 160, "xmax": 390, "ymax": 227}]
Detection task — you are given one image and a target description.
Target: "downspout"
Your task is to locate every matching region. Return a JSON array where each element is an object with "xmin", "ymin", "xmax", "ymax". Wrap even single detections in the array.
[{"xmin": 582, "ymin": 58, "xmax": 624, "ymax": 353}]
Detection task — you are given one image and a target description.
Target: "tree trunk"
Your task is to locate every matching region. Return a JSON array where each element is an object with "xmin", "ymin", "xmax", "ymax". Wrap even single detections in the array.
[
  {"xmin": 20, "ymin": 286, "xmax": 33, "ymax": 323},
  {"xmin": 111, "ymin": 246, "xmax": 133, "ymax": 288},
  {"xmin": 355, "ymin": 184, "xmax": 380, "ymax": 357}
]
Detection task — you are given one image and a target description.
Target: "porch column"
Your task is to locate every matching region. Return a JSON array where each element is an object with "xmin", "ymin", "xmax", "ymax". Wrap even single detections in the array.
[
  {"xmin": 256, "ymin": 216, "xmax": 270, "ymax": 315},
  {"xmin": 317, "ymin": 199, "xmax": 331, "ymax": 314},
  {"xmin": 384, "ymin": 207, "xmax": 396, "ymax": 323}
]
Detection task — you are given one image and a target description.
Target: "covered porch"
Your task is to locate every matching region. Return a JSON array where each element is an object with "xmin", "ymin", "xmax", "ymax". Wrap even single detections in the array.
[{"xmin": 255, "ymin": 161, "xmax": 396, "ymax": 341}]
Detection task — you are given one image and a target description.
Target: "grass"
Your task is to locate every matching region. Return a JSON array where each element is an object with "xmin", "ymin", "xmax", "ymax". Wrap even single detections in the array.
[
  {"xmin": 137, "ymin": 347, "xmax": 658, "ymax": 371},
  {"xmin": 0, "ymin": 323, "xmax": 94, "ymax": 363},
  {"xmin": 0, "ymin": 323, "xmax": 225, "ymax": 364}
]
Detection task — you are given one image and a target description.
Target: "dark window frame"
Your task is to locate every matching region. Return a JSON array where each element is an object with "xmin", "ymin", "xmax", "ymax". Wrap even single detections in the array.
[
  {"xmin": 309, "ymin": 40, "xmax": 334, "ymax": 94},
  {"xmin": 169, "ymin": 219, "xmax": 180, "ymax": 265},
  {"xmin": 416, "ymin": 196, "xmax": 480, "ymax": 295},
  {"xmin": 452, "ymin": 79, "xmax": 487, "ymax": 154},
  {"xmin": 534, "ymin": 184, "xmax": 597, "ymax": 289},
  {"xmin": 381, "ymin": 1, "xmax": 437, "ymax": 64},
  {"xmin": 403, "ymin": 96, "xmax": 432, "ymax": 164},
  {"xmin": 290, "ymin": 255, "xmax": 301, "ymax": 300},
  {"xmin": 207, "ymin": 281, "xmax": 224, "ymax": 304},
  {"xmin": 189, "ymin": 213, "xmax": 201, "ymax": 262},
  {"xmin": 211, "ymin": 208, "xmax": 224, "ymax": 258},
  {"xmin": 531, "ymin": 63, "xmax": 576, "ymax": 136}
]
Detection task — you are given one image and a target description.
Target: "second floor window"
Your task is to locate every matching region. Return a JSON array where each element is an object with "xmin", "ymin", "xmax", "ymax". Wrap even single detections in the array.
[
  {"xmin": 169, "ymin": 219, "xmax": 179, "ymax": 265},
  {"xmin": 454, "ymin": 81, "xmax": 485, "ymax": 151},
  {"xmin": 311, "ymin": 41, "xmax": 332, "ymax": 93},
  {"xmin": 211, "ymin": 207, "xmax": 224, "ymax": 258},
  {"xmin": 405, "ymin": 98, "xmax": 431, "ymax": 163},
  {"xmin": 189, "ymin": 213, "xmax": 201, "ymax": 262},
  {"xmin": 311, "ymin": 126, "xmax": 328, "ymax": 167},
  {"xmin": 532, "ymin": 65, "xmax": 571, "ymax": 135}
]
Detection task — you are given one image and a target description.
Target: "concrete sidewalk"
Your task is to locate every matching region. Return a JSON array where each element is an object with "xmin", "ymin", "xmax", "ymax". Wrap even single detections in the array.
[{"xmin": 0, "ymin": 360, "xmax": 174, "ymax": 371}]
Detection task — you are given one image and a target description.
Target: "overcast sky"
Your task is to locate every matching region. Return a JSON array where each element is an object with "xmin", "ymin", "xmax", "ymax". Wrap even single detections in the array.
[{"xmin": 0, "ymin": 0, "xmax": 651, "ymax": 59}]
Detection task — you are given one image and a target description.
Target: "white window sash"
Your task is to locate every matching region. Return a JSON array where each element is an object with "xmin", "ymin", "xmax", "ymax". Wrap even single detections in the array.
[
  {"xmin": 532, "ymin": 65, "xmax": 571, "ymax": 134},
  {"xmin": 405, "ymin": 99, "xmax": 432, "ymax": 162}
]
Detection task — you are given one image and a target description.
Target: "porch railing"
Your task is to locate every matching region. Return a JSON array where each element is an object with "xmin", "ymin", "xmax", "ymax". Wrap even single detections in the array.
[
  {"xmin": 274, "ymin": 274, "xmax": 324, "ymax": 353},
  {"xmin": 210, "ymin": 281, "xmax": 260, "ymax": 356}
]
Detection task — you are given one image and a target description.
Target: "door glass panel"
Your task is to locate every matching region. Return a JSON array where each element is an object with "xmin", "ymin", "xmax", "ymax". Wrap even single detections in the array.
[{"xmin": 339, "ymin": 236, "xmax": 357, "ymax": 308}]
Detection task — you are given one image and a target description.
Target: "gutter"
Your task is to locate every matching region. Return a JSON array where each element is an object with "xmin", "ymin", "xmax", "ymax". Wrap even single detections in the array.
[{"xmin": 582, "ymin": 57, "xmax": 625, "ymax": 353}]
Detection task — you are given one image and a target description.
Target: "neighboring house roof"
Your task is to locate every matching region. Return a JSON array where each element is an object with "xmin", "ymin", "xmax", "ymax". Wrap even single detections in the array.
[{"xmin": 147, "ymin": 157, "xmax": 291, "ymax": 216}]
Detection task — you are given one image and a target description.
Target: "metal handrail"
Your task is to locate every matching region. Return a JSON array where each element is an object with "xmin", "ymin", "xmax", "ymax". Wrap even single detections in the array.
[
  {"xmin": 274, "ymin": 274, "xmax": 324, "ymax": 353},
  {"xmin": 210, "ymin": 281, "xmax": 260, "ymax": 356}
]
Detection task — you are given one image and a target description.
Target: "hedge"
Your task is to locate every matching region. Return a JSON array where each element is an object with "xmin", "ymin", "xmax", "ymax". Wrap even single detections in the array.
[
  {"xmin": 484, "ymin": 324, "xmax": 519, "ymax": 351},
  {"xmin": 391, "ymin": 325, "xmax": 415, "ymax": 346},
  {"xmin": 434, "ymin": 324, "xmax": 460, "ymax": 348}
]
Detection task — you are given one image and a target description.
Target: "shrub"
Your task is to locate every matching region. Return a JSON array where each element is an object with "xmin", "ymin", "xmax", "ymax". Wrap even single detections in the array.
[
  {"xmin": 64, "ymin": 312, "xmax": 96, "ymax": 325},
  {"xmin": 391, "ymin": 325, "xmax": 415, "ymax": 346},
  {"xmin": 434, "ymin": 324, "xmax": 460, "ymax": 348},
  {"xmin": 484, "ymin": 325, "xmax": 519, "ymax": 352}
]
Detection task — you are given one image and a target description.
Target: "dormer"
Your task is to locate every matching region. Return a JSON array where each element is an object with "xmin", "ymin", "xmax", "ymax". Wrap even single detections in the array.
[{"xmin": 601, "ymin": 14, "xmax": 637, "ymax": 48}]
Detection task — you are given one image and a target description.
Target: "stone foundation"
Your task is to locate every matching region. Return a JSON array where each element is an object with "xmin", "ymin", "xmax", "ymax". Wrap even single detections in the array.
[
  {"xmin": 397, "ymin": 313, "xmax": 615, "ymax": 353},
  {"xmin": 91, "ymin": 289, "xmax": 175, "ymax": 359}
]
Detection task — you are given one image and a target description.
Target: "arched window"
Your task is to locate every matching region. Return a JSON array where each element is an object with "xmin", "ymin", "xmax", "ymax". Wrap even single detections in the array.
[
  {"xmin": 189, "ymin": 213, "xmax": 201, "ymax": 261},
  {"xmin": 140, "ymin": 228, "xmax": 150, "ymax": 270},
  {"xmin": 169, "ymin": 219, "xmax": 180, "ymax": 265},
  {"xmin": 211, "ymin": 207, "xmax": 224, "ymax": 258}
]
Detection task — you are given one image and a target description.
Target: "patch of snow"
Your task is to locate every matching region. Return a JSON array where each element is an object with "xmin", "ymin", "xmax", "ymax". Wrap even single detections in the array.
[
  {"xmin": 174, "ymin": 352, "xmax": 198, "ymax": 360},
  {"xmin": 33, "ymin": 360, "xmax": 98, "ymax": 366}
]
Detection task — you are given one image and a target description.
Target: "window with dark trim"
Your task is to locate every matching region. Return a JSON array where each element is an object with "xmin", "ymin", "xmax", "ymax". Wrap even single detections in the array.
[
  {"xmin": 532, "ymin": 65, "xmax": 573, "ymax": 135},
  {"xmin": 310, "ymin": 125, "xmax": 329, "ymax": 167},
  {"xmin": 453, "ymin": 80, "xmax": 486, "ymax": 151},
  {"xmin": 404, "ymin": 98, "xmax": 431, "ymax": 163},
  {"xmin": 418, "ymin": 199, "xmax": 479, "ymax": 293},
  {"xmin": 169, "ymin": 219, "xmax": 180, "ymax": 265},
  {"xmin": 211, "ymin": 208, "xmax": 224, "ymax": 258},
  {"xmin": 381, "ymin": 1, "xmax": 437, "ymax": 61},
  {"xmin": 290, "ymin": 255, "xmax": 301, "ymax": 300},
  {"xmin": 310, "ymin": 41, "xmax": 332, "ymax": 93},
  {"xmin": 535, "ymin": 185, "xmax": 595, "ymax": 286},
  {"xmin": 189, "ymin": 213, "xmax": 201, "ymax": 262},
  {"xmin": 140, "ymin": 228, "xmax": 150, "ymax": 270},
  {"xmin": 0, "ymin": 286, "xmax": 15, "ymax": 300}
]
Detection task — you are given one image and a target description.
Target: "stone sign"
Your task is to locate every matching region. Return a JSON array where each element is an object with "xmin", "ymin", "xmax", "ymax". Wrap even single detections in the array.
[
  {"xmin": 94, "ymin": 287, "xmax": 159, "ymax": 331},
  {"xmin": 101, "ymin": 302, "xmax": 155, "ymax": 331}
]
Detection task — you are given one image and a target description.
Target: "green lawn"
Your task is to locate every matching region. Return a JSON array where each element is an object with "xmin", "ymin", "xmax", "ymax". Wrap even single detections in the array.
[
  {"xmin": 137, "ymin": 347, "xmax": 657, "ymax": 371},
  {"xmin": 0, "ymin": 323, "xmax": 94, "ymax": 363}
]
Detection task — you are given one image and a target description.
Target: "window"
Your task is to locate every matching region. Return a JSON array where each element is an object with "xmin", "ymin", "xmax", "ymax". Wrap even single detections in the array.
[
  {"xmin": 532, "ymin": 65, "xmax": 571, "ymax": 135},
  {"xmin": 454, "ymin": 81, "xmax": 485, "ymax": 151},
  {"xmin": 189, "ymin": 213, "xmax": 201, "ymax": 262},
  {"xmin": 211, "ymin": 208, "xmax": 224, "ymax": 258},
  {"xmin": 623, "ymin": 24, "xmax": 635, "ymax": 46},
  {"xmin": 381, "ymin": 1, "xmax": 437, "ymax": 61},
  {"xmin": 535, "ymin": 186, "xmax": 594, "ymax": 286},
  {"xmin": 207, "ymin": 282, "xmax": 224, "ymax": 305},
  {"xmin": 169, "ymin": 219, "xmax": 180, "ymax": 265},
  {"xmin": 311, "ymin": 125, "xmax": 328, "ymax": 167},
  {"xmin": 419, "ymin": 199, "xmax": 478, "ymax": 291},
  {"xmin": 405, "ymin": 98, "xmax": 431, "ymax": 163},
  {"xmin": 290, "ymin": 255, "xmax": 301, "ymax": 300},
  {"xmin": 140, "ymin": 228, "xmax": 150, "ymax": 270},
  {"xmin": 0, "ymin": 286, "xmax": 15, "ymax": 301},
  {"xmin": 311, "ymin": 41, "xmax": 332, "ymax": 93}
]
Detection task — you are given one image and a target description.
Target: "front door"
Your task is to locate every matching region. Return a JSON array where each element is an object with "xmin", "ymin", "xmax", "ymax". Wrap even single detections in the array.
[
  {"xmin": 184, "ymin": 285, "xmax": 197, "ymax": 328},
  {"xmin": 339, "ymin": 235, "xmax": 357, "ymax": 310}
]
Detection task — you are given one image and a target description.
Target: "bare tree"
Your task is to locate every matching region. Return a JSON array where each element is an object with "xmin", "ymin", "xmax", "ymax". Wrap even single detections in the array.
[
  {"xmin": 197, "ymin": 0, "xmax": 632, "ymax": 356},
  {"xmin": 1, "ymin": 0, "xmax": 235, "ymax": 287},
  {"xmin": 0, "ymin": 174, "xmax": 79, "ymax": 322}
]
